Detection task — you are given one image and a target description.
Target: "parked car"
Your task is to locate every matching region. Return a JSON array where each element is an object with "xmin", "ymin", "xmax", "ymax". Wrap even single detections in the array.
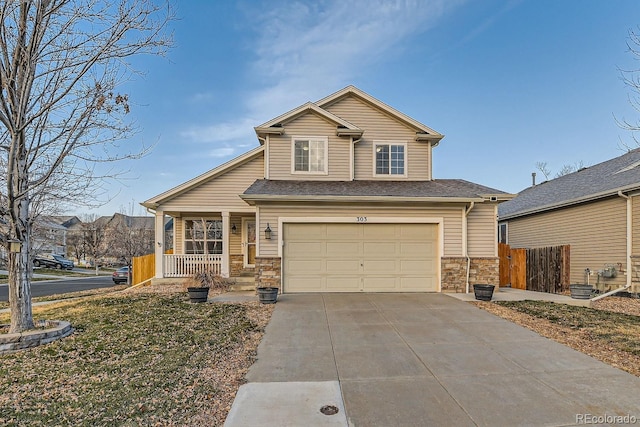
[
  {"xmin": 32, "ymin": 254, "xmax": 74, "ymax": 270},
  {"xmin": 112, "ymin": 266, "xmax": 130, "ymax": 284}
]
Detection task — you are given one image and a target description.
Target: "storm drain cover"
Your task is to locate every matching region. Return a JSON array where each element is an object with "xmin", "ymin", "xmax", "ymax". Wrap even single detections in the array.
[{"xmin": 320, "ymin": 405, "xmax": 339, "ymax": 416}]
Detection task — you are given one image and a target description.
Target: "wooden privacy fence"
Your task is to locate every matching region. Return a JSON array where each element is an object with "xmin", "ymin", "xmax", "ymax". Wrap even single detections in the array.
[
  {"xmin": 132, "ymin": 253, "xmax": 155, "ymax": 285},
  {"xmin": 499, "ymin": 243, "xmax": 570, "ymax": 293}
]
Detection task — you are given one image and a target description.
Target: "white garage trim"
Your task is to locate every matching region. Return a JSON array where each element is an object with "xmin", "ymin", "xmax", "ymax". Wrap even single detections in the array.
[{"xmin": 278, "ymin": 216, "xmax": 443, "ymax": 292}]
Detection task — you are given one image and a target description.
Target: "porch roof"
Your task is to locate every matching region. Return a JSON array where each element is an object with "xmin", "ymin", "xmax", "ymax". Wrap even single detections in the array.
[{"xmin": 240, "ymin": 179, "xmax": 512, "ymax": 204}]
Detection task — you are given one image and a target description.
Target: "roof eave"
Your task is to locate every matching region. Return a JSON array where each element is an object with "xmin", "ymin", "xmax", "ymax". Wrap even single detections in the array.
[{"xmin": 240, "ymin": 194, "xmax": 485, "ymax": 205}]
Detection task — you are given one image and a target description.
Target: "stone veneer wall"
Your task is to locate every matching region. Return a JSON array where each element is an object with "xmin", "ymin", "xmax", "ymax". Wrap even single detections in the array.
[
  {"xmin": 230, "ymin": 254, "xmax": 244, "ymax": 277},
  {"xmin": 441, "ymin": 257, "xmax": 499, "ymax": 293},
  {"xmin": 255, "ymin": 257, "xmax": 281, "ymax": 289}
]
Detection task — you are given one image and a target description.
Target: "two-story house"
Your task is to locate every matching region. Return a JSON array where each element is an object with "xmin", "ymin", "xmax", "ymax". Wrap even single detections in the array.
[{"xmin": 142, "ymin": 86, "xmax": 513, "ymax": 293}]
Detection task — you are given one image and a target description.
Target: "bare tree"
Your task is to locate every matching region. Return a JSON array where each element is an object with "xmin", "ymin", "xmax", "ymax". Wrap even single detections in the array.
[
  {"xmin": 0, "ymin": 1, "xmax": 172, "ymax": 333},
  {"xmin": 618, "ymin": 26, "xmax": 640, "ymax": 145},
  {"xmin": 107, "ymin": 211, "xmax": 154, "ymax": 284},
  {"xmin": 535, "ymin": 160, "xmax": 585, "ymax": 183},
  {"xmin": 81, "ymin": 214, "xmax": 109, "ymax": 276}
]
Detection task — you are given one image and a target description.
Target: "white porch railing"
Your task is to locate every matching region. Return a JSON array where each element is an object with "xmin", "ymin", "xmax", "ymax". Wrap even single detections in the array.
[{"xmin": 163, "ymin": 254, "xmax": 222, "ymax": 277}]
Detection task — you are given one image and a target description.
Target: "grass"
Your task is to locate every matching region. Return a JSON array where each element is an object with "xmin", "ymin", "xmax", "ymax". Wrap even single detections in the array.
[
  {"xmin": 0, "ymin": 293, "xmax": 268, "ymax": 425},
  {"xmin": 497, "ymin": 300, "xmax": 640, "ymax": 356}
]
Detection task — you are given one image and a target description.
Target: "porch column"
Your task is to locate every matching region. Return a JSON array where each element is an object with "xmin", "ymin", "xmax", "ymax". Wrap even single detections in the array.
[
  {"xmin": 221, "ymin": 211, "xmax": 230, "ymax": 277},
  {"xmin": 154, "ymin": 209, "xmax": 165, "ymax": 278}
]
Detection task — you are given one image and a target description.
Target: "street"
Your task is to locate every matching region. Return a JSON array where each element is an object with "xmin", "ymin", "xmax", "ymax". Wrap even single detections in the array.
[{"xmin": 0, "ymin": 275, "xmax": 117, "ymax": 301}]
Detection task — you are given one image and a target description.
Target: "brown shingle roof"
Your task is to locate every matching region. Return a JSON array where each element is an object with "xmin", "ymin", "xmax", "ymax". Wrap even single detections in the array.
[{"xmin": 242, "ymin": 179, "xmax": 509, "ymax": 200}]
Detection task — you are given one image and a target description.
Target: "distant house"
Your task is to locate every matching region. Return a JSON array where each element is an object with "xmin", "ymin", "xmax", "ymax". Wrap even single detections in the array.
[
  {"xmin": 498, "ymin": 148, "xmax": 640, "ymax": 293},
  {"xmin": 142, "ymin": 85, "xmax": 513, "ymax": 293},
  {"xmin": 32, "ymin": 216, "xmax": 71, "ymax": 255}
]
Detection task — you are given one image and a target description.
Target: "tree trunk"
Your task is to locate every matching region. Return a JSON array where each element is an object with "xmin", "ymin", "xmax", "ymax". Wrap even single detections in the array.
[{"xmin": 8, "ymin": 198, "xmax": 34, "ymax": 334}]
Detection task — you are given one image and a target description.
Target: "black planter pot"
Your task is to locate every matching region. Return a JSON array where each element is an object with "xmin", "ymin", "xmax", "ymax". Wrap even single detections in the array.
[
  {"xmin": 257, "ymin": 287, "xmax": 278, "ymax": 304},
  {"xmin": 473, "ymin": 284, "xmax": 495, "ymax": 301},
  {"xmin": 569, "ymin": 284, "xmax": 593, "ymax": 300},
  {"xmin": 187, "ymin": 287, "xmax": 209, "ymax": 303}
]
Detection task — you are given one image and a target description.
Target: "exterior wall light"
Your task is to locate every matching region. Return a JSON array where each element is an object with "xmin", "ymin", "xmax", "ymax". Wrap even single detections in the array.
[
  {"xmin": 264, "ymin": 223, "xmax": 272, "ymax": 240},
  {"xmin": 231, "ymin": 223, "xmax": 237, "ymax": 234}
]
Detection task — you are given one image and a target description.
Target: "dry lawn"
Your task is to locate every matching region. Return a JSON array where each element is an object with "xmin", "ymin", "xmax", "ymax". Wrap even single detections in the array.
[
  {"xmin": 474, "ymin": 296, "xmax": 640, "ymax": 377},
  {"xmin": 0, "ymin": 288, "xmax": 273, "ymax": 426}
]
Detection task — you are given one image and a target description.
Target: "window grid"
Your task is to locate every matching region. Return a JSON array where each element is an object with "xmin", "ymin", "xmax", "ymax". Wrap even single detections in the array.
[
  {"xmin": 376, "ymin": 143, "xmax": 405, "ymax": 175},
  {"xmin": 185, "ymin": 219, "xmax": 223, "ymax": 254},
  {"xmin": 294, "ymin": 139, "xmax": 326, "ymax": 173}
]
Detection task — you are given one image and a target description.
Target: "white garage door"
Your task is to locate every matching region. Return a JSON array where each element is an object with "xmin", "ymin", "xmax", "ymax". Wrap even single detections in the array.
[{"xmin": 283, "ymin": 223, "xmax": 438, "ymax": 293}]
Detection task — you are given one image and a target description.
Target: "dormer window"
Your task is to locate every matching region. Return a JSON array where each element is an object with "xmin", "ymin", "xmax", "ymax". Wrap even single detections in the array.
[
  {"xmin": 292, "ymin": 137, "xmax": 328, "ymax": 174},
  {"xmin": 374, "ymin": 142, "xmax": 406, "ymax": 177}
]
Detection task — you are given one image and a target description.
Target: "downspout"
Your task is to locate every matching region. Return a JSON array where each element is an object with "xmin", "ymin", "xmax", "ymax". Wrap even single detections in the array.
[
  {"xmin": 352, "ymin": 137, "xmax": 362, "ymax": 181},
  {"xmin": 618, "ymin": 191, "xmax": 633, "ymax": 289},
  {"xmin": 464, "ymin": 202, "xmax": 475, "ymax": 293}
]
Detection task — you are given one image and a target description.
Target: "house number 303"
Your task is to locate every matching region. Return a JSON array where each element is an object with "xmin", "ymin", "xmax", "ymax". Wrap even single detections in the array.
[{"xmin": 356, "ymin": 217, "xmax": 367, "ymax": 223}]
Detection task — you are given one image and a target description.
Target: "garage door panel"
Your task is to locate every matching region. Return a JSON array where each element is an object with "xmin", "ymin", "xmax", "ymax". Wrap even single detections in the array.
[
  {"xmin": 326, "ymin": 277, "xmax": 360, "ymax": 291},
  {"xmin": 363, "ymin": 224, "xmax": 396, "ymax": 239},
  {"xmin": 326, "ymin": 223, "xmax": 361, "ymax": 238},
  {"xmin": 400, "ymin": 277, "xmax": 437, "ymax": 292},
  {"xmin": 362, "ymin": 259, "xmax": 397, "ymax": 274},
  {"xmin": 326, "ymin": 241, "xmax": 360, "ymax": 256},
  {"xmin": 362, "ymin": 241, "xmax": 396, "ymax": 256},
  {"xmin": 284, "ymin": 223, "xmax": 438, "ymax": 293},
  {"xmin": 326, "ymin": 259, "xmax": 361, "ymax": 273},
  {"xmin": 287, "ymin": 241, "xmax": 324, "ymax": 255},
  {"xmin": 287, "ymin": 276, "xmax": 325, "ymax": 291}
]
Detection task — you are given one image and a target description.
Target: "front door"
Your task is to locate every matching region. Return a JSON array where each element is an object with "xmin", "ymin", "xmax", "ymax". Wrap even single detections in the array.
[{"xmin": 244, "ymin": 219, "xmax": 256, "ymax": 267}]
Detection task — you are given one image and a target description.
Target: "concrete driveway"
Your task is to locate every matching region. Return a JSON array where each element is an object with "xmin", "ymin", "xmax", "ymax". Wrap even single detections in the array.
[{"xmin": 225, "ymin": 293, "xmax": 640, "ymax": 426}]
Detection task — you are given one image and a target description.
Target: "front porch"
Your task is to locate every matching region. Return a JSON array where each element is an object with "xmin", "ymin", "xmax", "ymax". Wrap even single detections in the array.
[{"xmin": 152, "ymin": 210, "xmax": 257, "ymax": 284}]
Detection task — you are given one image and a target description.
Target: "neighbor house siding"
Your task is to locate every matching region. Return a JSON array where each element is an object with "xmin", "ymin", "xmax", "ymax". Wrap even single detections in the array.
[
  {"xmin": 507, "ymin": 197, "xmax": 627, "ymax": 288},
  {"xmin": 323, "ymin": 95, "xmax": 431, "ymax": 180},
  {"xmin": 257, "ymin": 204, "xmax": 465, "ymax": 258},
  {"xmin": 632, "ymin": 195, "xmax": 640, "ymax": 255},
  {"xmin": 267, "ymin": 114, "xmax": 350, "ymax": 181},
  {"xmin": 161, "ymin": 155, "xmax": 263, "ymax": 211},
  {"xmin": 468, "ymin": 203, "xmax": 498, "ymax": 257}
]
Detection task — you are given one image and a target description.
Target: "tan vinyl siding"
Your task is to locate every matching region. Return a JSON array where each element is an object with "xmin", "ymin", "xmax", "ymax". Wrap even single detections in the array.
[
  {"xmin": 175, "ymin": 217, "xmax": 184, "ymax": 255},
  {"xmin": 633, "ymin": 195, "xmax": 640, "ymax": 255},
  {"xmin": 161, "ymin": 156, "xmax": 263, "ymax": 211},
  {"xmin": 323, "ymin": 95, "xmax": 431, "ymax": 180},
  {"xmin": 268, "ymin": 113, "xmax": 350, "ymax": 180},
  {"xmin": 257, "ymin": 204, "xmax": 465, "ymax": 258},
  {"xmin": 507, "ymin": 197, "xmax": 627, "ymax": 287},
  {"xmin": 468, "ymin": 203, "xmax": 497, "ymax": 257}
]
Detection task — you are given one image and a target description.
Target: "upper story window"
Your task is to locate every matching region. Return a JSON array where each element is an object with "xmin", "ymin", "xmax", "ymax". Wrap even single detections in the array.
[
  {"xmin": 374, "ymin": 142, "xmax": 406, "ymax": 176},
  {"xmin": 292, "ymin": 137, "xmax": 328, "ymax": 174},
  {"xmin": 184, "ymin": 219, "xmax": 222, "ymax": 254}
]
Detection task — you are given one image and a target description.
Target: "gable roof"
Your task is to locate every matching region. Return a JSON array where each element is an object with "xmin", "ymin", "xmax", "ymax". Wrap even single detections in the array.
[
  {"xmin": 255, "ymin": 102, "xmax": 362, "ymax": 137},
  {"xmin": 317, "ymin": 85, "xmax": 444, "ymax": 143},
  {"xmin": 499, "ymin": 148, "xmax": 640, "ymax": 220},
  {"xmin": 254, "ymin": 85, "xmax": 443, "ymax": 143},
  {"xmin": 141, "ymin": 145, "xmax": 264, "ymax": 209},
  {"xmin": 241, "ymin": 179, "xmax": 511, "ymax": 204}
]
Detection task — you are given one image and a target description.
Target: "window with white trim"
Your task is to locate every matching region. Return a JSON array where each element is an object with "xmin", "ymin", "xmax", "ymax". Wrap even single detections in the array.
[
  {"xmin": 375, "ymin": 142, "xmax": 406, "ymax": 176},
  {"xmin": 292, "ymin": 137, "xmax": 327, "ymax": 173},
  {"xmin": 184, "ymin": 219, "xmax": 222, "ymax": 254}
]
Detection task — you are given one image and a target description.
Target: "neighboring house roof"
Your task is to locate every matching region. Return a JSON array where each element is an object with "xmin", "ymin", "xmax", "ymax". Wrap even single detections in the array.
[
  {"xmin": 241, "ymin": 179, "xmax": 510, "ymax": 204},
  {"xmin": 499, "ymin": 148, "xmax": 640, "ymax": 220},
  {"xmin": 141, "ymin": 145, "xmax": 264, "ymax": 209}
]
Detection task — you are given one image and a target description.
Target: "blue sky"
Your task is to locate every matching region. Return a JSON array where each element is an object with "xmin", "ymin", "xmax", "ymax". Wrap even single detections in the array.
[{"xmin": 80, "ymin": 0, "xmax": 640, "ymax": 216}]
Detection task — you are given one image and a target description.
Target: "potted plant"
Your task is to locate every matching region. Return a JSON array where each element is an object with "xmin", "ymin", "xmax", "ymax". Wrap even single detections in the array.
[
  {"xmin": 183, "ymin": 270, "xmax": 230, "ymax": 303},
  {"xmin": 473, "ymin": 284, "xmax": 495, "ymax": 301}
]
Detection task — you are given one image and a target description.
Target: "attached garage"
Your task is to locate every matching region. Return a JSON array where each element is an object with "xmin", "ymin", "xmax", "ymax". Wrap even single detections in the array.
[{"xmin": 283, "ymin": 222, "xmax": 439, "ymax": 293}]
